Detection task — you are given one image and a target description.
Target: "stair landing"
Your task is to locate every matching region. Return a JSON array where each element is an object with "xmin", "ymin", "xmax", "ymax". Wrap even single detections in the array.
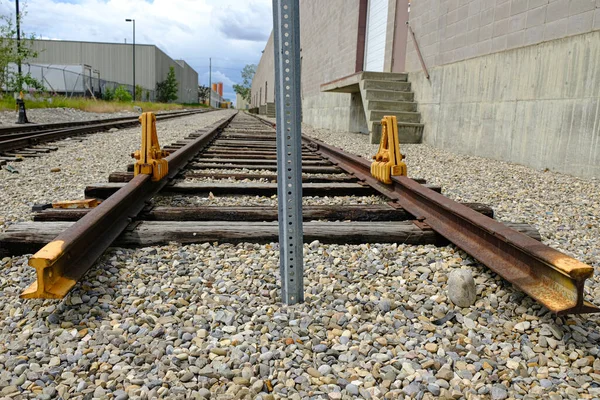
[{"xmin": 321, "ymin": 71, "xmax": 423, "ymax": 144}]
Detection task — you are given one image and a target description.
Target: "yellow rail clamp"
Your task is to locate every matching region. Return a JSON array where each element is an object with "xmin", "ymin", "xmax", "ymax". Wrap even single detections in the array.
[
  {"xmin": 132, "ymin": 112, "xmax": 169, "ymax": 181},
  {"xmin": 52, "ymin": 199, "xmax": 99, "ymax": 209},
  {"xmin": 371, "ymin": 115, "xmax": 407, "ymax": 184}
]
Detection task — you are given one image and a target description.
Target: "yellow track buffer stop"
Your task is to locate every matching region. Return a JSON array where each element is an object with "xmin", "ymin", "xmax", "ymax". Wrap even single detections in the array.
[
  {"xmin": 132, "ymin": 112, "xmax": 169, "ymax": 181},
  {"xmin": 371, "ymin": 115, "xmax": 407, "ymax": 184}
]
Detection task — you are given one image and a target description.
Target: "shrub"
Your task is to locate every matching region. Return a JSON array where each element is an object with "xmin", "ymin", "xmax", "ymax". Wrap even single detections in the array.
[
  {"xmin": 114, "ymin": 85, "xmax": 132, "ymax": 102},
  {"xmin": 103, "ymin": 87, "xmax": 114, "ymax": 101}
]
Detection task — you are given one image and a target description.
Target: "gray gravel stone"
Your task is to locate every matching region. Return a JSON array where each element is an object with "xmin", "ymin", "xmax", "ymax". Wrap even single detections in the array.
[
  {"xmin": 447, "ymin": 268, "xmax": 477, "ymax": 307},
  {"xmin": 491, "ymin": 385, "xmax": 508, "ymax": 400},
  {"xmin": 346, "ymin": 384, "xmax": 359, "ymax": 396}
]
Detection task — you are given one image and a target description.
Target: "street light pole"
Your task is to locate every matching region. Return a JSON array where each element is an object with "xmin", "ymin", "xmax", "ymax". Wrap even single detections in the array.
[
  {"xmin": 125, "ymin": 19, "xmax": 135, "ymax": 100},
  {"xmin": 16, "ymin": 0, "xmax": 21, "ymax": 91}
]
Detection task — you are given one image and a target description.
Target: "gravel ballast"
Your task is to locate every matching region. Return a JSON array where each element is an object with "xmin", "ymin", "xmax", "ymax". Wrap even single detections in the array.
[
  {"xmin": 0, "ymin": 108, "xmax": 140, "ymax": 126},
  {"xmin": 0, "ymin": 107, "xmax": 192, "ymax": 126},
  {"xmin": 0, "ymin": 112, "xmax": 599, "ymax": 399},
  {"xmin": 0, "ymin": 110, "xmax": 234, "ymax": 232}
]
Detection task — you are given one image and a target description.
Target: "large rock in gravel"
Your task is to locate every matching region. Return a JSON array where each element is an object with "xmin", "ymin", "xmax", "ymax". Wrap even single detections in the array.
[{"xmin": 447, "ymin": 269, "xmax": 476, "ymax": 307}]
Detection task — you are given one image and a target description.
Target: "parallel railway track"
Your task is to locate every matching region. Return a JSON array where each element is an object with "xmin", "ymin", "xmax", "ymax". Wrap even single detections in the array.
[
  {"xmin": 0, "ymin": 109, "xmax": 209, "ymax": 159},
  {"xmin": 0, "ymin": 111, "xmax": 597, "ymax": 315}
]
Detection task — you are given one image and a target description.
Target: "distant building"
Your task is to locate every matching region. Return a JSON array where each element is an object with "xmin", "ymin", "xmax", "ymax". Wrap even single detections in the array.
[
  {"xmin": 236, "ymin": 93, "xmax": 249, "ymax": 109},
  {"xmin": 28, "ymin": 39, "xmax": 198, "ymax": 103}
]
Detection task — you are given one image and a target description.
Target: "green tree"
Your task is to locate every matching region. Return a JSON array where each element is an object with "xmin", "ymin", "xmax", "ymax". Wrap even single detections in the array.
[
  {"xmin": 233, "ymin": 64, "xmax": 256, "ymax": 102},
  {"xmin": 0, "ymin": 8, "xmax": 43, "ymax": 93},
  {"xmin": 198, "ymin": 85, "xmax": 210, "ymax": 103},
  {"xmin": 156, "ymin": 66, "xmax": 178, "ymax": 103}
]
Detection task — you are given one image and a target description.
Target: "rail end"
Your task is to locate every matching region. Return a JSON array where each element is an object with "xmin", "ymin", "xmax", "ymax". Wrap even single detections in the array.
[{"xmin": 22, "ymin": 240, "xmax": 75, "ymax": 299}]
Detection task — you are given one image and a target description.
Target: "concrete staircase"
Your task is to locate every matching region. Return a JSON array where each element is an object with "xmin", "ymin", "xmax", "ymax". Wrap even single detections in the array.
[
  {"xmin": 266, "ymin": 102, "xmax": 276, "ymax": 118},
  {"xmin": 358, "ymin": 72, "xmax": 423, "ymax": 144}
]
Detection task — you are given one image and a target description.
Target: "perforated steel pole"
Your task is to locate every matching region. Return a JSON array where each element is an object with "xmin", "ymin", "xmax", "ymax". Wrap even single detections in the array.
[{"xmin": 273, "ymin": 0, "xmax": 304, "ymax": 305}]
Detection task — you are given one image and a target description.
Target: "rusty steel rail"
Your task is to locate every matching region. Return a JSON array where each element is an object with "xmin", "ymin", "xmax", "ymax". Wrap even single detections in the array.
[
  {"xmin": 21, "ymin": 113, "xmax": 235, "ymax": 299},
  {"xmin": 302, "ymin": 135, "xmax": 598, "ymax": 315}
]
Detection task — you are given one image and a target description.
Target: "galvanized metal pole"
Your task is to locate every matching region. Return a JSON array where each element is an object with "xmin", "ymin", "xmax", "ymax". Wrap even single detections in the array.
[
  {"xmin": 208, "ymin": 58, "xmax": 212, "ymax": 107},
  {"xmin": 272, "ymin": 0, "xmax": 304, "ymax": 304},
  {"xmin": 133, "ymin": 20, "xmax": 136, "ymax": 100},
  {"xmin": 15, "ymin": 0, "xmax": 21, "ymax": 91}
]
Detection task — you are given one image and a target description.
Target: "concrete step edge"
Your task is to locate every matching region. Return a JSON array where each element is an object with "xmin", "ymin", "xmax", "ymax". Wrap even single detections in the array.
[
  {"xmin": 363, "ymin": 79, "xmax": 411, "ymax": 85},
  {"xmin": 371, "ymin": 121, "xmax": 424, "ymax": 127},
  {"xmin": 366, "ymin": 99, "xmax": 418, "ymax": 105},
  {"xmin": 369, "ymin": 110, "xmax": 421, "ymax": 116},
  {"xmin": 364, "ymin": 88, "xmax": 415, "ymax": 94}
]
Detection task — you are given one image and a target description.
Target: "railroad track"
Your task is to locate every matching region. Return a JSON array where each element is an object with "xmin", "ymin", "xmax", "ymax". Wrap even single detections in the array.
[
  {"xmin": 0, "ymin": 111, "xmax": 597, "ymax": 315},
  {"xmin": 0, "ymin": 109, "xmax": 209, "ymax": 164}
]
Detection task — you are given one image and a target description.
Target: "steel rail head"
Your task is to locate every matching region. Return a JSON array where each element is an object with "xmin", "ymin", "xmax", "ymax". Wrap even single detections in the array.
[
  {"xmin": 302, "ymin": 135, "xmax": 599, "ymax": 315},
  {"xmin": 21, "ymin": 112, "xmax": 236, "ymax": 299}
]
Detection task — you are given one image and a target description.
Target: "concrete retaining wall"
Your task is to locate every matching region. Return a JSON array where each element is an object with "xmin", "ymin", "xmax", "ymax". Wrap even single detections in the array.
[{"xmin": 410, "ymin": 30, "xmax": 600, "ymax": 178}]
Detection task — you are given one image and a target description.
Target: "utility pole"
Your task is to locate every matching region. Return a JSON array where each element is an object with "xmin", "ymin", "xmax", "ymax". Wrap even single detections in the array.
[
  {"xmin": 125, "ymin": 19, "xmax": 135, "ymax": 100},
  {"xmin": 208, "ymin": 57, "xmax": 212, "ymax": 108},
  {"xmin": 273, "ymin": 0, "xmax": 303, "ymax": 305},
  {"xmin": 15, "ymin": 0, "xmax": 21, "ymax": 91}
]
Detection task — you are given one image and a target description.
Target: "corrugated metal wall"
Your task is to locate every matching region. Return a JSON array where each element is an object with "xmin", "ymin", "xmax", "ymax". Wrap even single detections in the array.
[
  {"xmin": 30, "ymin": 39, "xmax": 198, "ymax": 103},
  {"xmin": 31, "ymin": 40, "xmax": 156, "ymax": 90},
  {"xmin": 175, "ymin": 60, "xmax": 199, "ymax": 104}
]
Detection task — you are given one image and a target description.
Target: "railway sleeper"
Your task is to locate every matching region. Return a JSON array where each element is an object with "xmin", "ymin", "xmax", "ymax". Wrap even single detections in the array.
[{"xmin": 0, "ymin": 220, "xmax": 540, "ymax": 257}]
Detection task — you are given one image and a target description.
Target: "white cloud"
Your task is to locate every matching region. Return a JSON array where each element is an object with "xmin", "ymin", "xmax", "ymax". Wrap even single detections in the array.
[{"xmin": 1, "ymin": 0, "xmax": 272, "ymax": 103}]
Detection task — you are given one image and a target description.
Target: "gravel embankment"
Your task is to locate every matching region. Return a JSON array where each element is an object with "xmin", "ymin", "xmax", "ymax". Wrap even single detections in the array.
[
  {"xmin": 0, "ymin": 112, "xmax": 599, "ymax": 400},
  {"xmin": 0, "ymin": 107, "xmax": 198, "ymax": 126},
  {"xmin": 0, "ymin": 108, "xmax": 139, "ymax": 126},
  {"xmin": 0, "ymin": 110, "xmax": 234, "ymax": 232}
]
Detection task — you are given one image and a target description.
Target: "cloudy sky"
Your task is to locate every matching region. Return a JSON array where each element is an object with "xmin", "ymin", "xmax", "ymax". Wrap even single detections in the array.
[{"xmin": 0, "ymin": 0, "xmax": 273, "ymax": 103}]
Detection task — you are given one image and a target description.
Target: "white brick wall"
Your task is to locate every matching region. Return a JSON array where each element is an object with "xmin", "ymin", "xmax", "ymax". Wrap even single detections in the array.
[{"xmin": 406, "ymin": 0, "xmax": 600, "ymax": 71}]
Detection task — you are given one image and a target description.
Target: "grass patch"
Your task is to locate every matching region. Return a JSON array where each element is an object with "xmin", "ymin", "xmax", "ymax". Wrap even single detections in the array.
[{"xmin": 0, "ymin": 96, "xmax": 208, "ymax": 113}]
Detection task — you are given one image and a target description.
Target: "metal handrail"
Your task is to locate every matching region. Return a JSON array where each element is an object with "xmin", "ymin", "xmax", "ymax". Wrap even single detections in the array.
[{"xmin": 407, "ymin": 22, "xmax": 430, "ymax": 80}]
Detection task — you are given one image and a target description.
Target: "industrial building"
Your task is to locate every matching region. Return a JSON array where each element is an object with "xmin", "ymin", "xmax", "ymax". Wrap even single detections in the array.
[
  {"xmin": 236, "ymin": 93, "xmax": 249, "ymax": 109},
  {"xmin": 252, "ymin": 0, "xmax": 600, "ymax": 179},
  {"xmin": 28, "ymin": 39, "xmax": 199, "ymax": 103}
]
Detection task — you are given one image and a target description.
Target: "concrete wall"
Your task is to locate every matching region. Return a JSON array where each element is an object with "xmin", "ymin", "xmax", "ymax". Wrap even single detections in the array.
[
  {"xmin": 236, "ymin": 93, "xmax": 250, "ymax": 109},
  {"xmin": 406, "ymin": 0, "xmax": 600, "ymax": 178},
  {"xmin": 406, "ymin": 0, "xmax": 600, "ymax": 71},
  {"xmin": 409, "ymin": 30, "xmax": 600, "ymax": 178},
  {"xmin": 300, "ymin": 0, "xmax": 362, "ymax": 131},
  {"xmin": 251, "ymin": 33, "xmax": 274, "ymax": 108}
]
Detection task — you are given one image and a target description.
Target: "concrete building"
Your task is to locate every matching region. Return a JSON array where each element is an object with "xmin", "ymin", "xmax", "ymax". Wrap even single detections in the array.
[
  {"xmin": 29, "ymin": 39, "xmax": 199, "ymax": 103},
  {"xmin": 252, "ymin": 0, "xmax": 600, "ymax": 178},
  {"xmin": 236, "ymin": 93, "xmax": 250, "ymax": 110},
  {"xmin": 209, "ymin": 89, "xmax": 226, "ymax": 108}
]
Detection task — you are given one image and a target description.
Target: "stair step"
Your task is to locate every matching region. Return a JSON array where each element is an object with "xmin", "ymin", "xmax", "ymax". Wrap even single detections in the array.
[
  {"xmin": 369, "ymin": 110, "xmax": 421, "ymax": 123},
  {"xmin": 365, "ymin": 89, "xmax": 414, "ymax": 102},
  {"xmin": 367, "ymin": 100, "xmax": 417, "ymax": 112},
  {"xmin": 363, "ymin": 79, "xmax": 411, "ymax": 91},
  {"xmin": 361, "ymin": 71, "xmax": 408, "ymax": 82}
]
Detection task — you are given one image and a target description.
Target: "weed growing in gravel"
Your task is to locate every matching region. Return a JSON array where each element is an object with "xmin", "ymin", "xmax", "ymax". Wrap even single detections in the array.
[{"xmin": 0, "ymin": 95, "xmax": 207, "ymax": 113}]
